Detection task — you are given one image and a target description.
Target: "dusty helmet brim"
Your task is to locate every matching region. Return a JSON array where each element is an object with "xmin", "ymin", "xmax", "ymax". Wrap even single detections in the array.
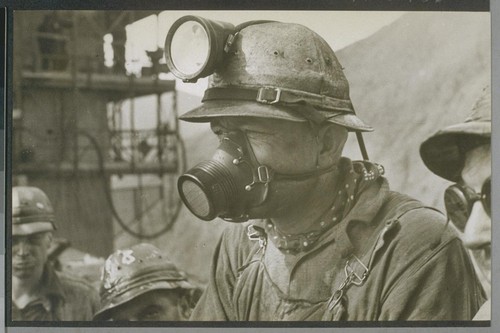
[
  {"xmin": 420, "ymin": 121, "xmax": 491, "ymax": 182},
  {"xmin": 180, "ymin": 100, "xmax": 373, "ymax": 132},
  {"xmin": 93, "ymin": 280, "xmax": 195, "ymax": 321},
  {"xmin": 12, "ymin": 221, "xmax": 55, "ymax": 236}
]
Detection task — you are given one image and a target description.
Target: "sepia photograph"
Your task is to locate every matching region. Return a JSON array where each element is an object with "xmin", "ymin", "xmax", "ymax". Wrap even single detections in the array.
[{"xmin": 6, "ymin": 5, "xmax": 492, "ymax": 328}]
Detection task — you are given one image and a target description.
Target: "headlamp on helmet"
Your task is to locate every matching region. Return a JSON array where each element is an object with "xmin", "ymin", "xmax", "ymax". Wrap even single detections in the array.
[
  {"xmin": 165, "ymin": 16, "xmax": 275, "ymax": 83},
  {"xmin": 164, "ymin": 16, "xmax": 235, "ymax": 83}
]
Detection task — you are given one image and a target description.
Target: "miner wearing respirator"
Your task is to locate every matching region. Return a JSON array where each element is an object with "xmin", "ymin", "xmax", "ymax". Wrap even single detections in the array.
[{"xmin": 165, "ymin": 17, "xmax": 485, "ymax": 320}]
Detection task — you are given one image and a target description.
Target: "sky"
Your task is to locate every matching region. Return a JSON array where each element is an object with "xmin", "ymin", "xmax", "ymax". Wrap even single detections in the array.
[{"xmin": 126, "ymin": 11, "xmax": 406, "ymax": 96}]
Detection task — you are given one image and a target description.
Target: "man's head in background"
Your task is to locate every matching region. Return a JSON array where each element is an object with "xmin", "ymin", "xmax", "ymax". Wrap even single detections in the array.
[
  {"xmin": 420, "ymin": 86, "xmax": 491, "ymax": 292},
  {"xmin": 12, "ymin": 186, "xmax": 56, "ymax": 283},
  {"xmin": 94, "ymin": 243, "xmax": 199, "ymax": 321}
]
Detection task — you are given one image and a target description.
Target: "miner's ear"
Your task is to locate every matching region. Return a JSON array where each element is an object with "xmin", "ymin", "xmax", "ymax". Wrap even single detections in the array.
[
  {"xmin": 45, "ymin": 232, "xmax": 53, "ymax": 249},
  {"xmin": 317, "ymin": 123, "xmax": 347, "ymax": 166}
]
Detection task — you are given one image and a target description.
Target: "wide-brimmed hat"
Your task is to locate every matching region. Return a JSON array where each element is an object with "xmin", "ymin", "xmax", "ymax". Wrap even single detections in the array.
[
  {"xmin": 180, "ymin": 22, "xmax": 372, "ymax": 132},
  {"xmin": 420, "ymin": 86, "xmax": 491, "ymax": 182}
]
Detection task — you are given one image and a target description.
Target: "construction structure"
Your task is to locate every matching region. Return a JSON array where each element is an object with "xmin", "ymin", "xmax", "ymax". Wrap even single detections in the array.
[{"xmin": 12, "ymin": 11, "xmax": 184, "ymax": 257}]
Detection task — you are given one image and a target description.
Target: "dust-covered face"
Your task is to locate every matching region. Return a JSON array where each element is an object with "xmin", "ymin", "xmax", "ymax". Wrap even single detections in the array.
[
  {"xmin": 12, "ymin": 231, "xmax": 52, "ymax": 280},
  {"xmin": 107, "ymin": 289, "xmax": 189, "ymax": 321},
  {"xmin": 209, "ymin": 117, "xmax": 347, "ymax": 218},
  {"xmin": 211, "ymin": 118, "xmax": 320, "ymax": 175},
  {"xmin": 460, "ymin": 144, "xmax": 491, "ymax": 288}
]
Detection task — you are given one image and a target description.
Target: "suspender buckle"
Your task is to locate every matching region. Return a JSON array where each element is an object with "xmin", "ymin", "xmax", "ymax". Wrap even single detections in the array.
[{"xmin": 345, "ymin": 255, "xmax": 369, "ymax": 286}]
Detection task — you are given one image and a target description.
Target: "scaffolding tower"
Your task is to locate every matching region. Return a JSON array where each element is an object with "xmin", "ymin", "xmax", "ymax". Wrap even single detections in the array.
[{"xmin": 12, "ymin": 10, "xmax": 184, "ymax": 256}]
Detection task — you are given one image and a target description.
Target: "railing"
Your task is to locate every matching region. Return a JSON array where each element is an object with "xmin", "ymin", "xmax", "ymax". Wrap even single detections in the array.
[{"xmin": 109, "ymin": 127, "xmax": 179, "ymax": 167}]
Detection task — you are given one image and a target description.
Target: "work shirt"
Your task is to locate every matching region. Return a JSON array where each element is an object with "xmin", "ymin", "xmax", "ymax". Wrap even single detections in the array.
[
  {"xmin": 12, "ymin": 263, "xmax": 100, "ymax": 321},
  {"xmin": 190, "ymin": 160, "xmax": 486, "ymax": 321}
]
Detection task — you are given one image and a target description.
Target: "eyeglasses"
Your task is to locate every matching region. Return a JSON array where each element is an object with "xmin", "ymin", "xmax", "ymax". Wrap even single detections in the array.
[{"xmin": 444, "ymin": 177, "xmax": 491, "ymax": 232}]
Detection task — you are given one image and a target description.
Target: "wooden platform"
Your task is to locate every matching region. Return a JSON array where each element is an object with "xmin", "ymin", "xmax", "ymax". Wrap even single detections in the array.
[{"xmin": 22, "ymin": 70, "xmax": 176, "ymax": 100}]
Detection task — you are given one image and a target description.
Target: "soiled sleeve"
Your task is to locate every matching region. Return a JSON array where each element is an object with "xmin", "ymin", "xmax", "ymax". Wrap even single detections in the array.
[
  {"xmin": 58, "ymin": 272, "xmax": 101, "ymax": 320},
  {"xmin": 378, "ymin": 209, "xmax": 486, "ymax": 320},
  {"xmin": 190, "ymin": 224, "xmax": 251, "ymax": 321}
]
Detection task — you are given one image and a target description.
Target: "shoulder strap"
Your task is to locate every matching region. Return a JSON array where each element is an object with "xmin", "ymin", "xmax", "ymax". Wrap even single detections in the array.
[
  {"xmin": 363, "ymin": 198, "xmax": 426, "ymax": 271},
  {"xmin": 326, "ymin": 192, "xmax": 438, "ymax": 316}
]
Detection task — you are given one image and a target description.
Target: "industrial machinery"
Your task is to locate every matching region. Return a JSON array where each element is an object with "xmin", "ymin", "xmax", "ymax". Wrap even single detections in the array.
[{"xmin": 12, "ymin": 11, "xmax": 185, "ymax": 257}]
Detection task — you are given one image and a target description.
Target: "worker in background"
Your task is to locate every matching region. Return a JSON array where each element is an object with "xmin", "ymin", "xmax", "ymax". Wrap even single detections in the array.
[
  {"xmin": 11, "ymin": 186, "xmax": 100, "ymax": 321},
  {"xmin": 93, "ymin": 243, "xmax": 200, "ymax": 321},
  {"xmin": 420, "ymin": 86, "xmax": 491, "ymax": 320}
]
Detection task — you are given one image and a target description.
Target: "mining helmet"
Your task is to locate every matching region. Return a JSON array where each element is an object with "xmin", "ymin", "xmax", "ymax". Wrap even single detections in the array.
[
  {"xmin": 93, "ymin": 243, "xmax": 195, "ymax": 321},
  {"xmin": 420, "ymin": 85, "xmax": 491, "ymax": 182},
  {"xmin": 12, "ymin": 186, "xmax": 56, "ymax": 236},
  {"xmin": 165, "ymin": 16, "xmax": 372, "ymax": 133}
]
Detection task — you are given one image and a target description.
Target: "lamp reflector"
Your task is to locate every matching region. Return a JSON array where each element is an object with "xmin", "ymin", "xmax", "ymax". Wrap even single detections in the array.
[{"xmin": 170, "ymin": 21, "xmax": 210, "ymax": 77}]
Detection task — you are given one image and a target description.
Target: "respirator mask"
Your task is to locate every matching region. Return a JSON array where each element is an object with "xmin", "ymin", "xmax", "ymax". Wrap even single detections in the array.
[{"xmin": 178, "ymin": 129, "xmax": 336, "ymax": 222}]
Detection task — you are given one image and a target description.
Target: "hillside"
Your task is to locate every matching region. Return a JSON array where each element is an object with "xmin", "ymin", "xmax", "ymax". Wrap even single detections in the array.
[
  {"xmin": 337, "ymin": 11, "xmax": 490, "ymax": 207},
  {"xmin": 117, "ymin": 12, "xmax": 491, "ymax": 284}
]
